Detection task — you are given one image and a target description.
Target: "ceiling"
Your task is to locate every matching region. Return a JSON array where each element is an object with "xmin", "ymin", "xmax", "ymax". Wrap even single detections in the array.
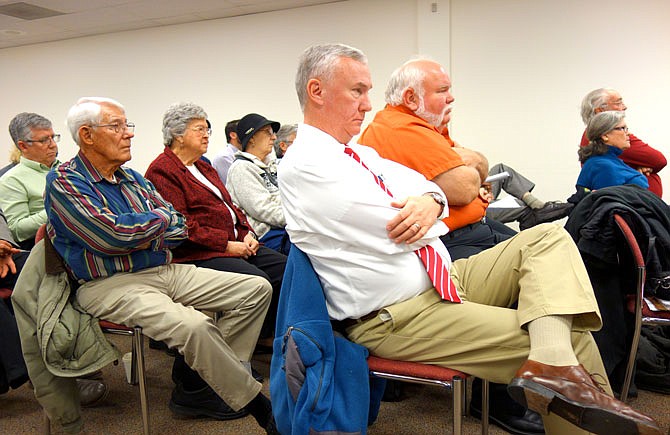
[{"xmin": 0, "ymin": 0, "xmax": 341, "ymax": 49}]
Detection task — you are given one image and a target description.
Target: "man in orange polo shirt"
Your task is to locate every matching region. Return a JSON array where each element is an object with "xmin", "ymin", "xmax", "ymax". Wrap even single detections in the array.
[
  {"xmin": 358, "ymin": 59, "xmax": 517, "ymax": 261},
  {"xmin": 358, "ymin": 58, "xmax": 542, "ymax": 434}
]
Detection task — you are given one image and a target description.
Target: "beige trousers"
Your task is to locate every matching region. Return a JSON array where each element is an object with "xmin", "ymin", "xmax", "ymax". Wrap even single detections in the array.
[
  {"xmin": 76, "ymin": 263, "xmax": 271, "ymax": 410},
  {"xmin": 346, "ymin": 224, "xmax": 610, "ymax": 434}
]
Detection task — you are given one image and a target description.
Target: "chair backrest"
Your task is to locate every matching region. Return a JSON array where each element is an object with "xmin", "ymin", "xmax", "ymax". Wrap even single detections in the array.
[
  {"xmin": 613, "ymin": 214, "xmax": 645, "ymax": 270},
  {"xmin": 36, "ymin": 224, "xmax": 46, "ymax": 244},
  {"xmin": 613, "ymin": 214, "xmax": 647, "ymax": 303}
]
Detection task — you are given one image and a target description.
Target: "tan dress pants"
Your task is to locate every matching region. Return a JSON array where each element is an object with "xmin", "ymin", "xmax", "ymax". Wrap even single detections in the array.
[
  {"xmin": 345, "ymin": 224, "xmax": 609, "ymax": 434},
  {"xmin": 76, "ymin": 263, "xmax": 271, "ymax": 410}
]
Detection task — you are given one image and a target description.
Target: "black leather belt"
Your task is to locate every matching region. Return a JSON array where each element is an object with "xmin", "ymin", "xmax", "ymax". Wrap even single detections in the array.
[{"xmin": 331, "ymin": 310, "xmax": 380, "ymax": 333}]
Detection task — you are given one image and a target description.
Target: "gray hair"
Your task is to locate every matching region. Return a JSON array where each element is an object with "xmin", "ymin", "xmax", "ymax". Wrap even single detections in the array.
[
  {"xmin": 295, "ymin": 43, "xmax": 367, "ymax": 111},
  {"xmin": 274, "ymin": 123, "xmax": 298, "ymax": 157},
  {"xmin": 66, "ymin": 97, "xmax": 125, "ymax": 146},
  {"xmin": 385, "ymin": 57, "xmax": 435, "ymax": 105},
  {"xmin": 578, "ymin": 110, "xmax": 625, "ymax": 163},
  {"xmin": 8, "ymin": 112, "xmax": 52, "ymax": 148},
  {"xmin": 580, "ymin": 88, "xmax": 616, "ymax": 124},
  {"xmin": 162, "ymin": 102, "xmax": 208, "ymax": 146}
]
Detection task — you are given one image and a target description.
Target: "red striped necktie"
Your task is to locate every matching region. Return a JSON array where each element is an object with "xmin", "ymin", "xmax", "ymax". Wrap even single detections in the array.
[{"xmin": 343, "ymin": 145, "xmax": 461, "ymax": 303}]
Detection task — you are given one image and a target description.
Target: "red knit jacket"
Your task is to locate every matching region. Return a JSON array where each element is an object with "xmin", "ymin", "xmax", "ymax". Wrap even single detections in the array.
[{"xmin": 145, "ymin": 147, "xmax": 254, "ymax": 263}]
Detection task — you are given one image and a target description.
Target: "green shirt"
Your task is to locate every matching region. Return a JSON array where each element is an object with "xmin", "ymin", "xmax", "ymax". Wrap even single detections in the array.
[{"xmin": 0, "ymin": 156, "xmax": 56, "ymax": 242}]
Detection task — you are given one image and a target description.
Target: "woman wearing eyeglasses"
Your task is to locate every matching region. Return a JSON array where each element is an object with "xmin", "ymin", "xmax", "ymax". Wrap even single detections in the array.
[
  {"xmin": 576, "ymin": 111, "xmax": 649, "ymax": 191},
  {"xmin": 145, "ymin": 103, "xmax": 286, "ymax": 409},
  {"xmin": 225, "ymin": 113, "xmax": 290, "ymax": 255}
]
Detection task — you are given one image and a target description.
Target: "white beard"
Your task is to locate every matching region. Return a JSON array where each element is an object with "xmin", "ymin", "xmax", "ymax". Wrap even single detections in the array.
[{"xmin": 415, "ymin": 96, "xmax": 446, "ymax": 128}]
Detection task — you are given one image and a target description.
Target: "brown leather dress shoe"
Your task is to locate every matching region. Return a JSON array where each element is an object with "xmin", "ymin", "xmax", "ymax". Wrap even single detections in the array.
[{"xmin": 507, "ymin": 360, "xmax": 661, "ymax": 435}]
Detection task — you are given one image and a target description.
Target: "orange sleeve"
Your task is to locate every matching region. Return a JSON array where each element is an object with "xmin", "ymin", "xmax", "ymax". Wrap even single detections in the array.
[{"xmin": 359, "ymin": 106, "xmax": 487, "ymax": 231}]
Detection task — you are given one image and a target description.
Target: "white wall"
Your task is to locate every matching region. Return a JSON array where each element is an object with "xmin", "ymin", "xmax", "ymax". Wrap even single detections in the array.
[
  {"xmin": 1, "ymin": 0, "xmax": 669, "ymax": 202},
  {"xmin": 449, "ymin": 0, "xmax": 670, "ymax": 201},
  {"xmin": 0, "ymin": 0, "xmax": 418, "ymax": 172}
]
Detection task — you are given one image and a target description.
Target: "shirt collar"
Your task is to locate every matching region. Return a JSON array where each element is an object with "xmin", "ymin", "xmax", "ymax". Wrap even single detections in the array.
[
  {"xmin": 237, "ymin": 150, "xmax": 271, "ymax": 168},
  {"xmin": 19, "ymin": 155, "xmax": 58, "ymax": 171},
  {"xmin": 73, "ymin": 151, "xmax": 133, "ymax": 184},
  {"xmin": 607, "ymin": 145, "xmax": 624, "ymax": 156},
  {"xmin": 384, "ymin": 104, "xmax": 442, "ymax": 134}
]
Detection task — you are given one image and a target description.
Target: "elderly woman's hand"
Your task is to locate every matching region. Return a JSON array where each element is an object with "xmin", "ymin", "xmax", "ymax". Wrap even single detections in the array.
[
  {"xmin": 226, "ymin": 240, "xmax": 256, "ymax": 259},
  {"xmin": 243, "ymin": 233, "xmax": 260, "ymax": 254}
]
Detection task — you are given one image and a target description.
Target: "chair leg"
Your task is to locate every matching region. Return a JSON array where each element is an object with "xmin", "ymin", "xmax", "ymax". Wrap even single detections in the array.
[
  {"xmin": 133, "ymin": 327, "xmax": 150, "ymax": 435},
  {"xmin": 42, "ymin": 410, "xmax": 50, "ymax": 435},
  {"xmin": 621, "ymin": 300, "xmax": 643, "ymax": 402},
  {"xmin": 480, "ymin": 379, "xmax": 489, "ymax": 435},
  {"xmin": 452, "ymin": 376, "xmax": 463, "ymax": 435}
]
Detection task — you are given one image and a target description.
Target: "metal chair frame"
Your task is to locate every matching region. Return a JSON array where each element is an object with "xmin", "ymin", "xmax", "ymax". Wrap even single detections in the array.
[
  {"xmin": 367, "ymin": 355, "xmax": 489, "ymax": 434},
  {"xmin": 99, "ymin": 321, "xmax": 150, "ymax": 434},
  {"xmin": 35, "ymin": 225, "xmax": 151, "ymax": 435},
  {"xmin": 613, "ymin": 213, "xmax": 670, "ymax": 401},
  {"xmin": 42, "ymin": 322, "xmax": 150, "ymax": 435}
]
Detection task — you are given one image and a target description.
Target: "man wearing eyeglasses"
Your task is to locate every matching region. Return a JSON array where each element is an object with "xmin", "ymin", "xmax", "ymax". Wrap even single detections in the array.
[
  {"xmin": 33, "ymin": 97, "xmax": 277, "ymax": 433},
  {"xmin": 0, "ymin": 112, "xmax": 60, "ymax": 250}
]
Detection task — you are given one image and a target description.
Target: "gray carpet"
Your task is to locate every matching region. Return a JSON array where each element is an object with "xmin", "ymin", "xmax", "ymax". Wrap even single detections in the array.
[{"xmin": 1, "ymin": 335, "xmax": 668, "ymax": 434}]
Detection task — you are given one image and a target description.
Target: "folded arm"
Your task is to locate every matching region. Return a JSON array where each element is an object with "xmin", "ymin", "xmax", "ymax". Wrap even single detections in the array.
[{"xmin": 46, "ymin": 170, "xmax": 187, "ymax": 256}]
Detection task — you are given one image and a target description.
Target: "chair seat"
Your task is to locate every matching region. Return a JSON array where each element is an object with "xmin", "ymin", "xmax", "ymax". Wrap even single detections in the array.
[
  {"xmin": 367, "ymin": 355, "xmax": 487, "ymax": 434},
  {"xmin": 367, "ymin": 355, "xmax": 468, "ymax": 381},
  {"xmin": 0, "ymin": 287, "xmax": 12, "ymax": 299},
  {"xmin": 626, "ymin": 295, "xmax": 670, "ymax": 320},
  {"xmin": 98, "ymin": 319, "xmax": 134, "ymax": 331}
]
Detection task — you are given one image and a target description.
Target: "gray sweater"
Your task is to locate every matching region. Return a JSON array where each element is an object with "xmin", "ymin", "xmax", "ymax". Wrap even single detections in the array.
[{"xmin": 226, "ymin": 152, "xmax": 285, "ymax": 238}]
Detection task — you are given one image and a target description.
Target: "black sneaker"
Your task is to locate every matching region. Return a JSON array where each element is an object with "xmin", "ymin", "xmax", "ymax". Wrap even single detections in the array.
[
  {"xmin": 265, "ymin": 415, "xmax": 280, "ymax": 435},
  {"xmin": 252, "ymin": 366, "xmax": 264, "ymax": 383},
  {"xmin": 519, "ymin": 201, "xmax": 574, "ymax": 230},
  {"xmin": 471, "ymin": 379, "xmax": 544, "ymax": 435},
  {"xmin": 169, "ymin": 383, "xmax": 249, "ymax": 420},
  {"xmin": 149, "ymin": 338, "xmax": 177, "ymax": 357}
]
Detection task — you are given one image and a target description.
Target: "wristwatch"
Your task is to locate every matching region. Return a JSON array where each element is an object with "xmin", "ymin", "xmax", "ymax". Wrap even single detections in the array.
[{"xmin": 424, "ymin": 192, "xmax": 446, "ymax": 216}]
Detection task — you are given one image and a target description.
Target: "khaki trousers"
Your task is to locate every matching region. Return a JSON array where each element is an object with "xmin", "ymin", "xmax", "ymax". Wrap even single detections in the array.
[
  {"xmin": 76, "ymin": 263, "xmax": 271, "ymax": 410},
  {"xmin": 346, "ymin": 224, "xmax": 609, "ymax": 434}
]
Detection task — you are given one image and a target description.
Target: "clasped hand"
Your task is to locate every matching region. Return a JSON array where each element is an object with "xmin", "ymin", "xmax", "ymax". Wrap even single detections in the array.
[{"xmin": 226, "ymin": 233, "xmax": 259, "ymax": 259}]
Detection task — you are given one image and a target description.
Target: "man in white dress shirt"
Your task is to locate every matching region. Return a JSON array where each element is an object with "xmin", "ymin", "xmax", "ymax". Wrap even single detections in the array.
[
  {"xmin": 212, "ymin": 119, "xmax": 241, "ymax": 185},
  {"xmin": 277, "ymin": 43, "xmax": 660, "ymax": 435}
]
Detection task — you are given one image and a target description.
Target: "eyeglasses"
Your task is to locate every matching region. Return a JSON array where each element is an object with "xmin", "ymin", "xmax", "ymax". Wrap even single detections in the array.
[
  {"xmin": 259, "ymin": 127, "xmax": 275, "ymax": 136},
  {"xmin": 24, "ymin": 134, "xmax": 60, "ymax": 145},
  {"xmin": 612, "ymin": 126, "xmax": 629, "ymax": 133},
  {"xmin": 92, "ymin": 122, "xmax": 135, "ymax": 134},
  {"xmin": 188, "ymin": 126, "xmax": 212, "ymax": 136}
]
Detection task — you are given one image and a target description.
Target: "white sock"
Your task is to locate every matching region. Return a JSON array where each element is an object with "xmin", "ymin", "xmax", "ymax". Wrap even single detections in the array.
[
  {"xmin": 527, "ymin": 315, "xmax": 579, "ymax": 366},
  {"xmin": 522, "ymin": 192, "xmax": 545, "ymax": 209}
]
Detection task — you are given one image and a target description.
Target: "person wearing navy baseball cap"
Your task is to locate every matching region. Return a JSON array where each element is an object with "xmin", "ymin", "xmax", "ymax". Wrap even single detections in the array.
[{"xmin": 236, "ymin": 113, "xmax": 280, "ymax": 152}]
